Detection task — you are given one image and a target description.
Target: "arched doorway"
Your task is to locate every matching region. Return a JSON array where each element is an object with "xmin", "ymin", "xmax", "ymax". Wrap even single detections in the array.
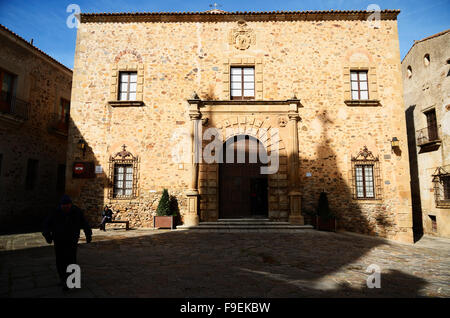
[{"xmin": 219, "ymin": 135, "xmax": 268, "ymax": 219}]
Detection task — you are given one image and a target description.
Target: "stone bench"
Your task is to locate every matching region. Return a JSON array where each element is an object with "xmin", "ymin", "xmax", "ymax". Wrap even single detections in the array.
[{"xmin": 105, "ymin": 220, "xmax": 130, "ymax": 231}]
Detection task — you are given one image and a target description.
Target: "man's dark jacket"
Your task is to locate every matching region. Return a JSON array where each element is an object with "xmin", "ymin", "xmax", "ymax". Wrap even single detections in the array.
[
  {"xmin": 42, "ymin": 205, "xmax": 92, "ymax": 244},
  {"xmin": 102, "ymin": 208, "xmax": 113, "ymax": 219}
]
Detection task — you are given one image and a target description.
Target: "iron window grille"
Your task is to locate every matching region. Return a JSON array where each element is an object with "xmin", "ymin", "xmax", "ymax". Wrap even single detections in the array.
[
  {"xmin": 351, "ymin": 146, "xmax": 381, "ymax": 200},
  {"xmin": 432, "ymin": 165, "xmax": 450, "ymax": 208},
  {"xmin": 108, "ymin": 144, "xmax": 139, "ymax": 199},
  {"xmin": 350, "ymin": 70, "xmax": 369, "ymax": 100}
]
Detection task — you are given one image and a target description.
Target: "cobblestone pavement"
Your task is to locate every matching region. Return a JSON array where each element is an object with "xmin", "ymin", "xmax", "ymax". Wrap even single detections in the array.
[{"xmin": 0, "ymin": 228, "xmax": 449, "ymax": 298}]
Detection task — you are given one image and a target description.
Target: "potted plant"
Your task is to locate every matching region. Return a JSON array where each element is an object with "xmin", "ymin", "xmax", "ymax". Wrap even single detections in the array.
[
  {"xmin": 153, "ymin": 189, "xmax": 178, "ymax": 229},
  {"xmin": 316, "ymin": 191, "xmax": 336, "ymax": 232}
]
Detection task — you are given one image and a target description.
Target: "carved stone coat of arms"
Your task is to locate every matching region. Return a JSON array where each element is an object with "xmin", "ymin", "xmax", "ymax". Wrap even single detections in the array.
[{"xmin": 229, "ymin": 21, "xmax": 256, "ymax": 50}]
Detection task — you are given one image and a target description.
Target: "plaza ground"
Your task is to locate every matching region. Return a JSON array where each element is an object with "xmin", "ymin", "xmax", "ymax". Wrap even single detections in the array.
[{"xmin": 0, "ymin": 228, "xmax": 449, "ymax": 297}]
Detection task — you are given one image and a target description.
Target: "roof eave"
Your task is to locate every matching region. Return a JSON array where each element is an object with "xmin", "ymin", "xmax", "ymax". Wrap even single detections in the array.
[{"xmin": 80, "ymin": 9, "xmax": 400, "ymax": 23}]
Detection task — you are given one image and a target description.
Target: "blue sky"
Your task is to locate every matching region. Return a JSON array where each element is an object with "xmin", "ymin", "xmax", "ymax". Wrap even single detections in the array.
[{"xmin": 0, "ymin": 0, "xmax": 448, "ymax": 69}]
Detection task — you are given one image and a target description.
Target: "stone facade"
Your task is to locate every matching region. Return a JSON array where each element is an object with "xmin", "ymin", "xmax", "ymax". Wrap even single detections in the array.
[
  {"xmin": 402, "ymin": 30, "xmax": 450, "ymax": 238},
  {"xmin": 0, "ymin": 25, "xmax": 72, "ymax": 232},
  {"xmin": 67, "ymin": 10, "xmax": 413, "ymax": 242}
]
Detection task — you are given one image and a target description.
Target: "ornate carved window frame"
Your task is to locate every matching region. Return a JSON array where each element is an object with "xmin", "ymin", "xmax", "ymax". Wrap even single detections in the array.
[
  {"xmin": 222, "ymin": 58, "xmax": 263, "ymax": 100},
  {"xmin": 350, "ymin": 146, "xmax": 382, "ymax": 200},
  {"xmin": 432, "ymin": 165, "xmax": 450, "ymax": 208},
  {"xmin": 108, "ymin": 63, "xmax": 144, "ymax": 107},
  {"xmin": 108, "ymin": 145, "xmax": 139, "ymax": 199},
  {"xmin": 344, "ymin": 65, "xmax": 380, "ymax": 107}
]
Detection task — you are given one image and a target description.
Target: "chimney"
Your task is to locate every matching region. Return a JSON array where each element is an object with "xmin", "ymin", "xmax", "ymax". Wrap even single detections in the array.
[{"xmin": 30, "ymin": 38, "xmax": 34, "ymax": 45}]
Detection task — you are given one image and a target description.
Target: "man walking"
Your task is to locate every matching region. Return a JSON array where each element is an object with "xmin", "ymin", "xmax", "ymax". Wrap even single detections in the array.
[{"xmin": 42, "ymin": 195, "xmax": 92, "ymax": 291}]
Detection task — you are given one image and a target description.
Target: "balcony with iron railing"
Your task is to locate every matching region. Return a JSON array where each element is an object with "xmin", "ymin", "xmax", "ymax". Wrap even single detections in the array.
[
  {"xmin": 0, "ymin": 91, "xmax": 30, "ymax": 128},
  {"xmin": 48, "ymin": 112, "xmax": 69, "ymax": 137},
  {"xmin": 416, "ymin": 125, "xmax": 441, "ymax": 150}
]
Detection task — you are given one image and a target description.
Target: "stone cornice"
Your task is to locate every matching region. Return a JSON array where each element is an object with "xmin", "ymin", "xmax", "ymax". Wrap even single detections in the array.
[
  {"xmin": 190, "ymin": 99, "xmax": 303, "ymax": 107},
  {"xmin": 344, "ymin": 100, "xmax": 381, "ymax": 107},
  {"xmin": 80, "ymin": 10, "xmax": 400, "ymax": 24}
]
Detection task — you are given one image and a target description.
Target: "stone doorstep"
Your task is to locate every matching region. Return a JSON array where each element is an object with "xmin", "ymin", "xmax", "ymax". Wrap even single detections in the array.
[
  {"xmin": 177, "ymin": 224, "xmax": 314, "ymax": 230},
  {"xmin": 177, "ymin": 218, "xmax": 312, "ymax": 229}
]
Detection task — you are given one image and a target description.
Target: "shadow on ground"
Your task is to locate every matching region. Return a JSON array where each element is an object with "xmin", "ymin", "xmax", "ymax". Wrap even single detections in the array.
[{"xmin": 0, "ymin": 229, "xmax": 435, "ymax": 298}]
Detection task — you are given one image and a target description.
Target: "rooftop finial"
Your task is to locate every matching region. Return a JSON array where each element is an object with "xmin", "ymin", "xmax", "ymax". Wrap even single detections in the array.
[{"xmin": 209, "ymin": 2, "xmax": 222, "ymax": 10}]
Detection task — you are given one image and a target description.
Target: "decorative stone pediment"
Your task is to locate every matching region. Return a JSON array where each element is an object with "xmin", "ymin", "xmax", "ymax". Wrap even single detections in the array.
[
  {"xmin": 351, "ymin": 146, "xmax": 378, "ymax": 162},
  {"xmin": 110, "ymin": 144, "xmax": 137, "ymax": 161},
  {"xmin": 229, "ymin": 20, "xmax": 255, "ymax": 50}
]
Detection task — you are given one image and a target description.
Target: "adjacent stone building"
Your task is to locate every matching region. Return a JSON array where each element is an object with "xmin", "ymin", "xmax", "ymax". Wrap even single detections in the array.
[
  {"xmin": 0, "ymin": 25, "xmax": 72, "ymax": 232},
  {"xmin": 403, "ymin": 29, "xmax": 450, "ymax": 238},
  {"xmin": 67, "ymin": 9, "xmax": 413, "ymax": 242}
]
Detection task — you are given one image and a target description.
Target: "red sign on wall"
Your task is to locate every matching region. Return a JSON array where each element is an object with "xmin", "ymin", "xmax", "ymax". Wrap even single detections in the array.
[
  {"xmin": 72, "ymin": 162, "xmax": 95, "ymax": 178},
  {"xmin": 73, "ymin": 163, "xmax": 85, "ymax": 175}
]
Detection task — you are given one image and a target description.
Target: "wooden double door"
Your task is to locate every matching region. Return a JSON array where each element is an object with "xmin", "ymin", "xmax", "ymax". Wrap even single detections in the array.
[{"xmin": 219, "ymin": 135, "xmax": 268, "ymax": 219}]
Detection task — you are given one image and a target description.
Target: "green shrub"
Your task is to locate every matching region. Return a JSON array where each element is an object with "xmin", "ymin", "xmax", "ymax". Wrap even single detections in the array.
[
  {"xmin": 316, "ymin": 191, "xmax": 335, "ymax": 219},
  {"xmin": 156, "ymin": 189, "xmax": 179, "ymax": 216},
  {"xmin": 169, "ymin": 195, "xmax": 179, "ymax": 217},
  {"xmin": 156, "ymin": 189, "xmax": 171, "ymax": 216}
]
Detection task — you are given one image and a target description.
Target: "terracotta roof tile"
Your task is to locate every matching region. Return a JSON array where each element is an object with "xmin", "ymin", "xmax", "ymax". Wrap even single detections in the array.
[{"xmin": 80, "ymin": 9, "xmax": 400, "ymax": 22}]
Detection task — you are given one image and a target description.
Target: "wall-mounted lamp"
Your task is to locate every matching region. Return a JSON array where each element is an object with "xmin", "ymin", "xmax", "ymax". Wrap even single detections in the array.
[
  {"xmin": 391, "ymin": 137, "xmax": 401, "ymax": 156},
  {"xmin": 391, "ymin": 137, "xmax": 400, "ymax": 149},
  {"xmin": 77, "ymin": 139, "xmax": 86, "ymax": 157}
]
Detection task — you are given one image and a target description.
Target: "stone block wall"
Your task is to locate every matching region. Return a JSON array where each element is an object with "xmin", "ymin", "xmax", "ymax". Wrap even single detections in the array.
[
  {"xmin": 402, "ymin": 30, "xmax": 450, "ymax": 238},
  {"xmin": 0, "ymin": 28, "xmax": 72, "ymax": 232},
  {"xmin": 67, "ymin": 11, "xmax": 413, "ymax": 242}
]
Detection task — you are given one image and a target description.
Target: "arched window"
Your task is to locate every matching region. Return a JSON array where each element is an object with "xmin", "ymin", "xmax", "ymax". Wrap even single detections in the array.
[
  {"xmin": 351, "ymin": 146, "xmax": 381, "ymax": 200},
  {"xmin": 407, "ymin": 66, "xmax": 412, "ymax": 78},
  {"xmin": 109, "ymin": 145, "xmax": 139, "ymax": 199},
  {"xmin": 424, "ymin": 54, "xmax": 430, "ymax": 66}
]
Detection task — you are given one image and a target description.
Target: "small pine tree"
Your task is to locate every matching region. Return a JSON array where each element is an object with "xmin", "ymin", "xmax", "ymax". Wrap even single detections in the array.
[
  {"xmin": 156, "ymin": 189, "xmax": 171, "ymax": 216},
  {"xmin": 169, "ymin": 195, "xmax": 179, "ymax": 217},
  {"xmin": 316, "ymin": 191, "xmax": 334, "ymax": 219}
]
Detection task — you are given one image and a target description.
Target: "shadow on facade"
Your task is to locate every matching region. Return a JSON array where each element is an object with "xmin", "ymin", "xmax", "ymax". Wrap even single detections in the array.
[
  {"xmin": 301, "ymin": 110, "xmax": 395, "ymax": 237},
  {"xmin": 0, "ymin": 106, "xmax": 421, "ymax": 296},
  {"xmin": 0, "ymin": 134, "xmax": 68, "ymax": 235},
  {"xmin": 405, "ymin": 105, "xmax": 424, "ymax": 242},
  {"xmin": 64, "ymin": 121, "xmax": 107, "ymax": 229}
]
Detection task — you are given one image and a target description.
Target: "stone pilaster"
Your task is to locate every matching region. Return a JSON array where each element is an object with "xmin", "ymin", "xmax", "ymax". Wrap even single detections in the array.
[
  {"xmin": 185, "ymin": 97, "xmax": 202, "ymax": 226},
  {"xmin": 287, "ymin": 100, "xmax": 304, "ymax": 225}
]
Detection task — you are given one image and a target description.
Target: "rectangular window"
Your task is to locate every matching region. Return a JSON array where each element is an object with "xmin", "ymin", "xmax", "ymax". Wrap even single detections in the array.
[
  {"xmin": 113, "ymin": 164, "xmax": 134, "ymax": 197},
  {"xmin": 230, "ymin": 67, "xmax": 254, "ymax": 100},
  {"xmin": 59, "ymin": 99, "xmax": 70, "ymax": 124},
  {"xmin": 355, "ymin": 164, "xmax": 375, "ymax": 199},
  {"xmin": 443, "ymin": 176, "xmax": 450, "ymax": 201},
  {"xmin": 118, "ymin": 72, "xmax": 137, "ymax": 101},
  {"xmin": 424, "ymin": 109, "xmax": 438, "ymax": 141},
  {"xmin": 25, "ymin": 159, "xmax": 39, "ymax": 190},
  {"xmin": 0, "ymin": 69, "xmax": 16, "ymax": 112},
  {"xmin": 350, "ymin": 71, "xmax": 369, "ymax": 100}
]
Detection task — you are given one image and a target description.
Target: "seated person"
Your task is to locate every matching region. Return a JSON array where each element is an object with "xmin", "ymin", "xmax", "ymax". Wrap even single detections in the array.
[{"xmin": 100, "ymin": 206, "xmax": 113, "ymax": 231}]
